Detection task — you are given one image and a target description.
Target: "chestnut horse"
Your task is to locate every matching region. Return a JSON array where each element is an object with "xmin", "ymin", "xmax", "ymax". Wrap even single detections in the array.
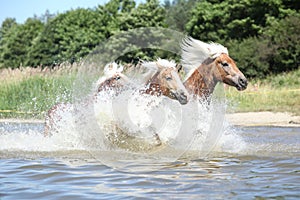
[
  {"xmin": 138, "ymin": 58, "xmax": 189, "ymax": 105},
  {"xmin": 45, "ymin": 60, "xmax": 189, "ymax": 141},
  {"xmin": 181, "ymin": 37, "xmax": 248, "ymax": 99},
  {"xmin": 94, "ymin": 59, "xmax": 189, "ymax": 104},
  {"xmin": 95, "ymin": 59, "xmax": 190, "ymax": 146},
  {"xmin": 44, "ymin": 62, "xmax": 130, "ymax": 136},
  {"xmin": 95, "ymin": 62, "xmax": 132, "ymax": 95}
]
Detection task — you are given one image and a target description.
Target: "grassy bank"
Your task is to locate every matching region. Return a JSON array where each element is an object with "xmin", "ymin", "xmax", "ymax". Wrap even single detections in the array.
[
  {"xmin": 226, "ymin": 68, "xmax": 300, "ymax": 115},
  {"xmin": 0, "ymin": 75, "xmax": 75, "ymax": 119},
  {"xmin": 0, "ymin": 66, "xmax": 76, "ymax": 119}
]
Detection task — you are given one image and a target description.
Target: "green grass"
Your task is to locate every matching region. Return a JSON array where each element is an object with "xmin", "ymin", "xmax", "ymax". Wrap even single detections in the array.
[
  {"xmin": 0, "ymin": 74, "xmax": 75, "ymax": 119},
  {"xmin": 226, "ymin": 68, "xmax": 300, "ymax": 115}
]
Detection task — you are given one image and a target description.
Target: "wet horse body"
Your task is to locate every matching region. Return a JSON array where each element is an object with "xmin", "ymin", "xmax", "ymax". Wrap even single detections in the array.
[
  {"xmin": 95, "ymin": 62, "xmax": 132, "ymax": 96},
  {"xmin": 45, "ymin": 60, "xmax": 189, "ymax": 147},
  {"xmin": 181, "ymin": 37, "xmax": 248, "ymax": 99},
  {"xmin": 44, "ymin": 63, "xmax": 128, "ymax": 136},
  {"xmin": 95, "ymin": 59, "xmax": 189, "ymax": 146}
]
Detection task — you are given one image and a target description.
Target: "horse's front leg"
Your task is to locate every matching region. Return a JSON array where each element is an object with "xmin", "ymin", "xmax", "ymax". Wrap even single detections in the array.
[
  {"xmin": 146, "ymin": 127, "xmax": 161, "ymax": 146},
  {"xmin": 153, "ymin": 133, "xmax": 162, "ymax": 146}
]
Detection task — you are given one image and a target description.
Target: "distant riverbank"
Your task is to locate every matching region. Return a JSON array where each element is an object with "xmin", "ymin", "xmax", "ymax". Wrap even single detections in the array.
[{"xmin": 226, "ymin": 111, "xmax": 300, "ymax": 127}]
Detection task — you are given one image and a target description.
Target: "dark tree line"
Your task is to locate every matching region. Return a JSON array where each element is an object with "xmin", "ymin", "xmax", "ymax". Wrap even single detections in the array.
[{"xmin": 0, "ymin": 0, "xmax": 299, "ymax": 78}]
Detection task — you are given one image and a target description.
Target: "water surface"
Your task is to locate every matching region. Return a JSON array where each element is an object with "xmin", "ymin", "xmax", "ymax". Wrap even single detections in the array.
[{"xmin": 0, "ymin": 122, "xmax": 299, "ymax": 199}]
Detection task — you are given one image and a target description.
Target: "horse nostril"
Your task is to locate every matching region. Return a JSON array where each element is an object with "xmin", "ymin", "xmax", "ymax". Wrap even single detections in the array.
[
  {"xmin": 177, "ymin": 91, "xmax": 188, "ymax": 104},
  {"xmin": 180, "ymin": 92, "xmax": 188, "ymax": 99},
  {"xmin": 239, "ymin": 77, "xmax": 247, "ymax": 87}
]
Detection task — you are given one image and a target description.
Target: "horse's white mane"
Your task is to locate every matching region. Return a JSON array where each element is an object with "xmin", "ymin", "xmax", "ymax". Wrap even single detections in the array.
[
  {"xmin": 95, "ymin": 62, "xmax": 124, "ymax": 87},
  {"xmin": 103, "ymin": 62, "xmax": 124, "ymax": 77},
  {"xmin": 181, "ymin": 36, "xmax": 228, "ymax": 81},
  {"xmin": 141, "ymin": 58, "xmax": 176, "ymax": 71},
  {"xmin": 140, "ymin": 58, "xmax": 176, "ymax": 81}
]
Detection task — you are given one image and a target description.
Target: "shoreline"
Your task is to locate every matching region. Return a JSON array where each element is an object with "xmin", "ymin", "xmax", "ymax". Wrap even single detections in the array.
[
  {"xmin": 226, "ymin": 111, "xmax": 300, "ymax": 127},
  {"xmin": 0, "ymin": 111, "xmax": 300, "ymax": 127}
]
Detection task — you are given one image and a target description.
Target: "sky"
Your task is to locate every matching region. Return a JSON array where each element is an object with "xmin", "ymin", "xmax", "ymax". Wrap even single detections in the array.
[{"xmin": 0, "ymin": 0, "xmax": 146, "ymax": 25}]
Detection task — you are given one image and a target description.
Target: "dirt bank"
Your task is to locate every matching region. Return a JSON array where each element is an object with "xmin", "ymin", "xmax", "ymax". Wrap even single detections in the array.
[{"xmin": 226, "ymin": 112, "xmax": 300, "ymax": 127}]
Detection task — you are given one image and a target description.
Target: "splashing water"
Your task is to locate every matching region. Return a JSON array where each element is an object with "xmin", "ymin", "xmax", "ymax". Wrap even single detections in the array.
[{"xmin": 0, "ymin": 80, "xmax": 241, "ymax": 171}]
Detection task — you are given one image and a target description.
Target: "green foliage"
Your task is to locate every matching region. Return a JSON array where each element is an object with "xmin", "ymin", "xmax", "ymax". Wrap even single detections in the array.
[
  {"xmin": 261, "ymin": 67, "xmax": 300, "ymax": 88},
  {"xmin": 163, "ymin": 0, "xmax": 196, "ymax": 32},
  {"xmin": 0, "ymin": 0, "xmax": 299, "ymax": 78},
  {"xmin": 226, "ymin": 68, "xmax": 300, "ymax": 115},
  {"xmin": 118, "ymin": 0, "xmax": 166, "ymax": 30},
  {"xmin": 0, "ymin": 0, "xmax": 299, "ymax": 117},
  {"xmin": 228, "ymin": 37, "xmax": 271, "ymax": 78},
  {"xmin": 0, "ymin": 18, "xmax": 44, "ymax": 68},
  {"xmin": 27, "ymin": 8, "xmax": 110, "ymax": 67},
  {"xmin": 228, "ymin": 14, "xmax": 300, "ymax": 78},
  {"xmin": 185, "ymin": 0, "xmax": 290, "ymax": 42},
  {"xmin": 0, "ymin": 18, "xmax": 17, "ymax": 39},
  {"xmin": 0, "ymin": 74, "xmax": 75, "ymax": 118},
  {"xmin": 263, "ymin": 14, "xmax": 300, "ymax": 73},
  {"xmin": 97, "ymin": 0, "xmax": 168, "ymax": 63}
]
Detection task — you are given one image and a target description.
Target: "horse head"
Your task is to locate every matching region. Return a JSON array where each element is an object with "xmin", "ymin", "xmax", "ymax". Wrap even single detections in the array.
[
  {"xmin": 213, "ymin": 53, "xmax": 248, "ymax": 91},
  {"xmin": 181, "ymin": 37, "xmax": 248, "ymax": 97},
  {"xmin": 96, "ymin": 62, "xmax": 131, "ymax": 94},
  {"xmin": 142, "ymin": 59, "xmax": 189, "ymax": 105}
]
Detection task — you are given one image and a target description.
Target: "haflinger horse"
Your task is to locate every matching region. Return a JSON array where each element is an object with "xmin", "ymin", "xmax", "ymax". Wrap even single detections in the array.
[
  {"xmin": 94, "ymin": 62, "xmax": 132, "ymax": 96},
  {"xmin": 44, "ymin": 62, "xmax": 130, "ymax": 136},
  {"xmin": 96, "ymin": 59, "xmax": 189, "ymax": 105},
  {"xmin": 96, "ymin": 59, "xmax": 189, "ymax": 147},
  {"xmin": 139, "ymin": 58, "xmax": 189, "ymax": 105},
  {"xmin": 45, "ymin": 60, "xmax": 189, "ymax": 148},
  {"xmin": 181, "ymin": 37, "xmax": 248, "ymax": 99}
]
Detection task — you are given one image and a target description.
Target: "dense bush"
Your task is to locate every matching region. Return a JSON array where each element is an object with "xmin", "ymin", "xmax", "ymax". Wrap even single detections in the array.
[
  {"xmin": 227, "ymin": 37, "xmax": 271, "ymax": 78},
  {"xmin": 228, "ymin": 14, "xmax": 300, "ymax": 78},
  {"xmin": 263, "ymin": 14, "xmax": 300, "ymax": 73}
]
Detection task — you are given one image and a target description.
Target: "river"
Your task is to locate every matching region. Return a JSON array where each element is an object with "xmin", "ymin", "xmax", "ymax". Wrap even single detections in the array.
[{"xmin": 0, "ymin": 122, "xmax": 299, "ymax": 199}]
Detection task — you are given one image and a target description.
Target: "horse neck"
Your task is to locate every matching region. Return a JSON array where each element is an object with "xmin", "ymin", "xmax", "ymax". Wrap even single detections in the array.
[
  {"xmin": 97, "ymin": 79, "xmax": 112, "ymax": 92},
  {"xmin": 97, "ymin": 78, "xmax": 124, "ymax": 93},
  {"xmin": 184, "ymin": 61, "xmax": 218, "ymax": 98},
  {"xmin": 141, "ymin": 73, "xmax": 163, "ymax": 96}
]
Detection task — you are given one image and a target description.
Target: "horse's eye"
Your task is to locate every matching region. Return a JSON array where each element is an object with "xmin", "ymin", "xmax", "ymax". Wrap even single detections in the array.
[
  {"xmin": 166, "ymin": 76, "xmax": 172, "ymax": 81},
  {"xmin": 221, "ymin": 62, "xmax": 229, "ymax": 67}
]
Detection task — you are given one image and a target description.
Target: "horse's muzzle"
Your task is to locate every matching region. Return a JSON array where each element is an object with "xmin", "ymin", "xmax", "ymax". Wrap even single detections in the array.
[
  {"xmin": 237, "ymin": 77, "xmax": 248, "ymax": 91},
  {"xmin": 174, "ymin": 91, "xmax": 189, "ymax": 105}
]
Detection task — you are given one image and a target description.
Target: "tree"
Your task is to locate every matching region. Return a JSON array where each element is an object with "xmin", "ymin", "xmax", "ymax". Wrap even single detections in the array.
[
  {"xmin": 227, "ymin": 37, "xmax": 271, "ymax": 78},
  {"xmin": 39, "ymin": 10, "xmax": 56, "ymax": 24},
  {"xmin": 263, "ymin": 14, "xmax": 300, "ymax": 73},
  {"xmin": 27, "ymin": 7, "xmax": 114, "ymax": 67},
  {"xmin": 92, "ymin": 0, "xmax": 169, "ymax": 64},
  {"xmin": 228, "ymin": 13, "xmax": 300, "ymax": 78},
  {"xmin": 185, "ymin": 0, "xmax": 292, "ymax": 42},
  {"xmin": 0, "ymin": 18, "xmax": 43, "ymax": 68},
  {"xmin": 0, "ymin": 18, "xmax": 17, "ymax": 68},
  {"xmin": 118, "ymin": 0, "xmax": 166, "ymax": 30},
  {"xmin": 164, "ymin": 0, "xmax": 197, "ymax": 32},
  {"xmin": 0, "ymin": 18, "xmax": 17, "ymax": 40}
]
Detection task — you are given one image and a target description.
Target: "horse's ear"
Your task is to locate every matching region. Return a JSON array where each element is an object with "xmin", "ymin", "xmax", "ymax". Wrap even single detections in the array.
[
  {"xmin": 155, "ymin": 62, "xmax": 163, "ymax": 70},
  {"xmin": 210, "ymin": 52, "xmax": 221, "ymax": 59},
  {"xmin": 176, "ymin": 63, "xmax": 182, "ymax": 72},
  {"xmin": 117, "ymin": 65, "xmax": 124, "ymax": 73}
]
